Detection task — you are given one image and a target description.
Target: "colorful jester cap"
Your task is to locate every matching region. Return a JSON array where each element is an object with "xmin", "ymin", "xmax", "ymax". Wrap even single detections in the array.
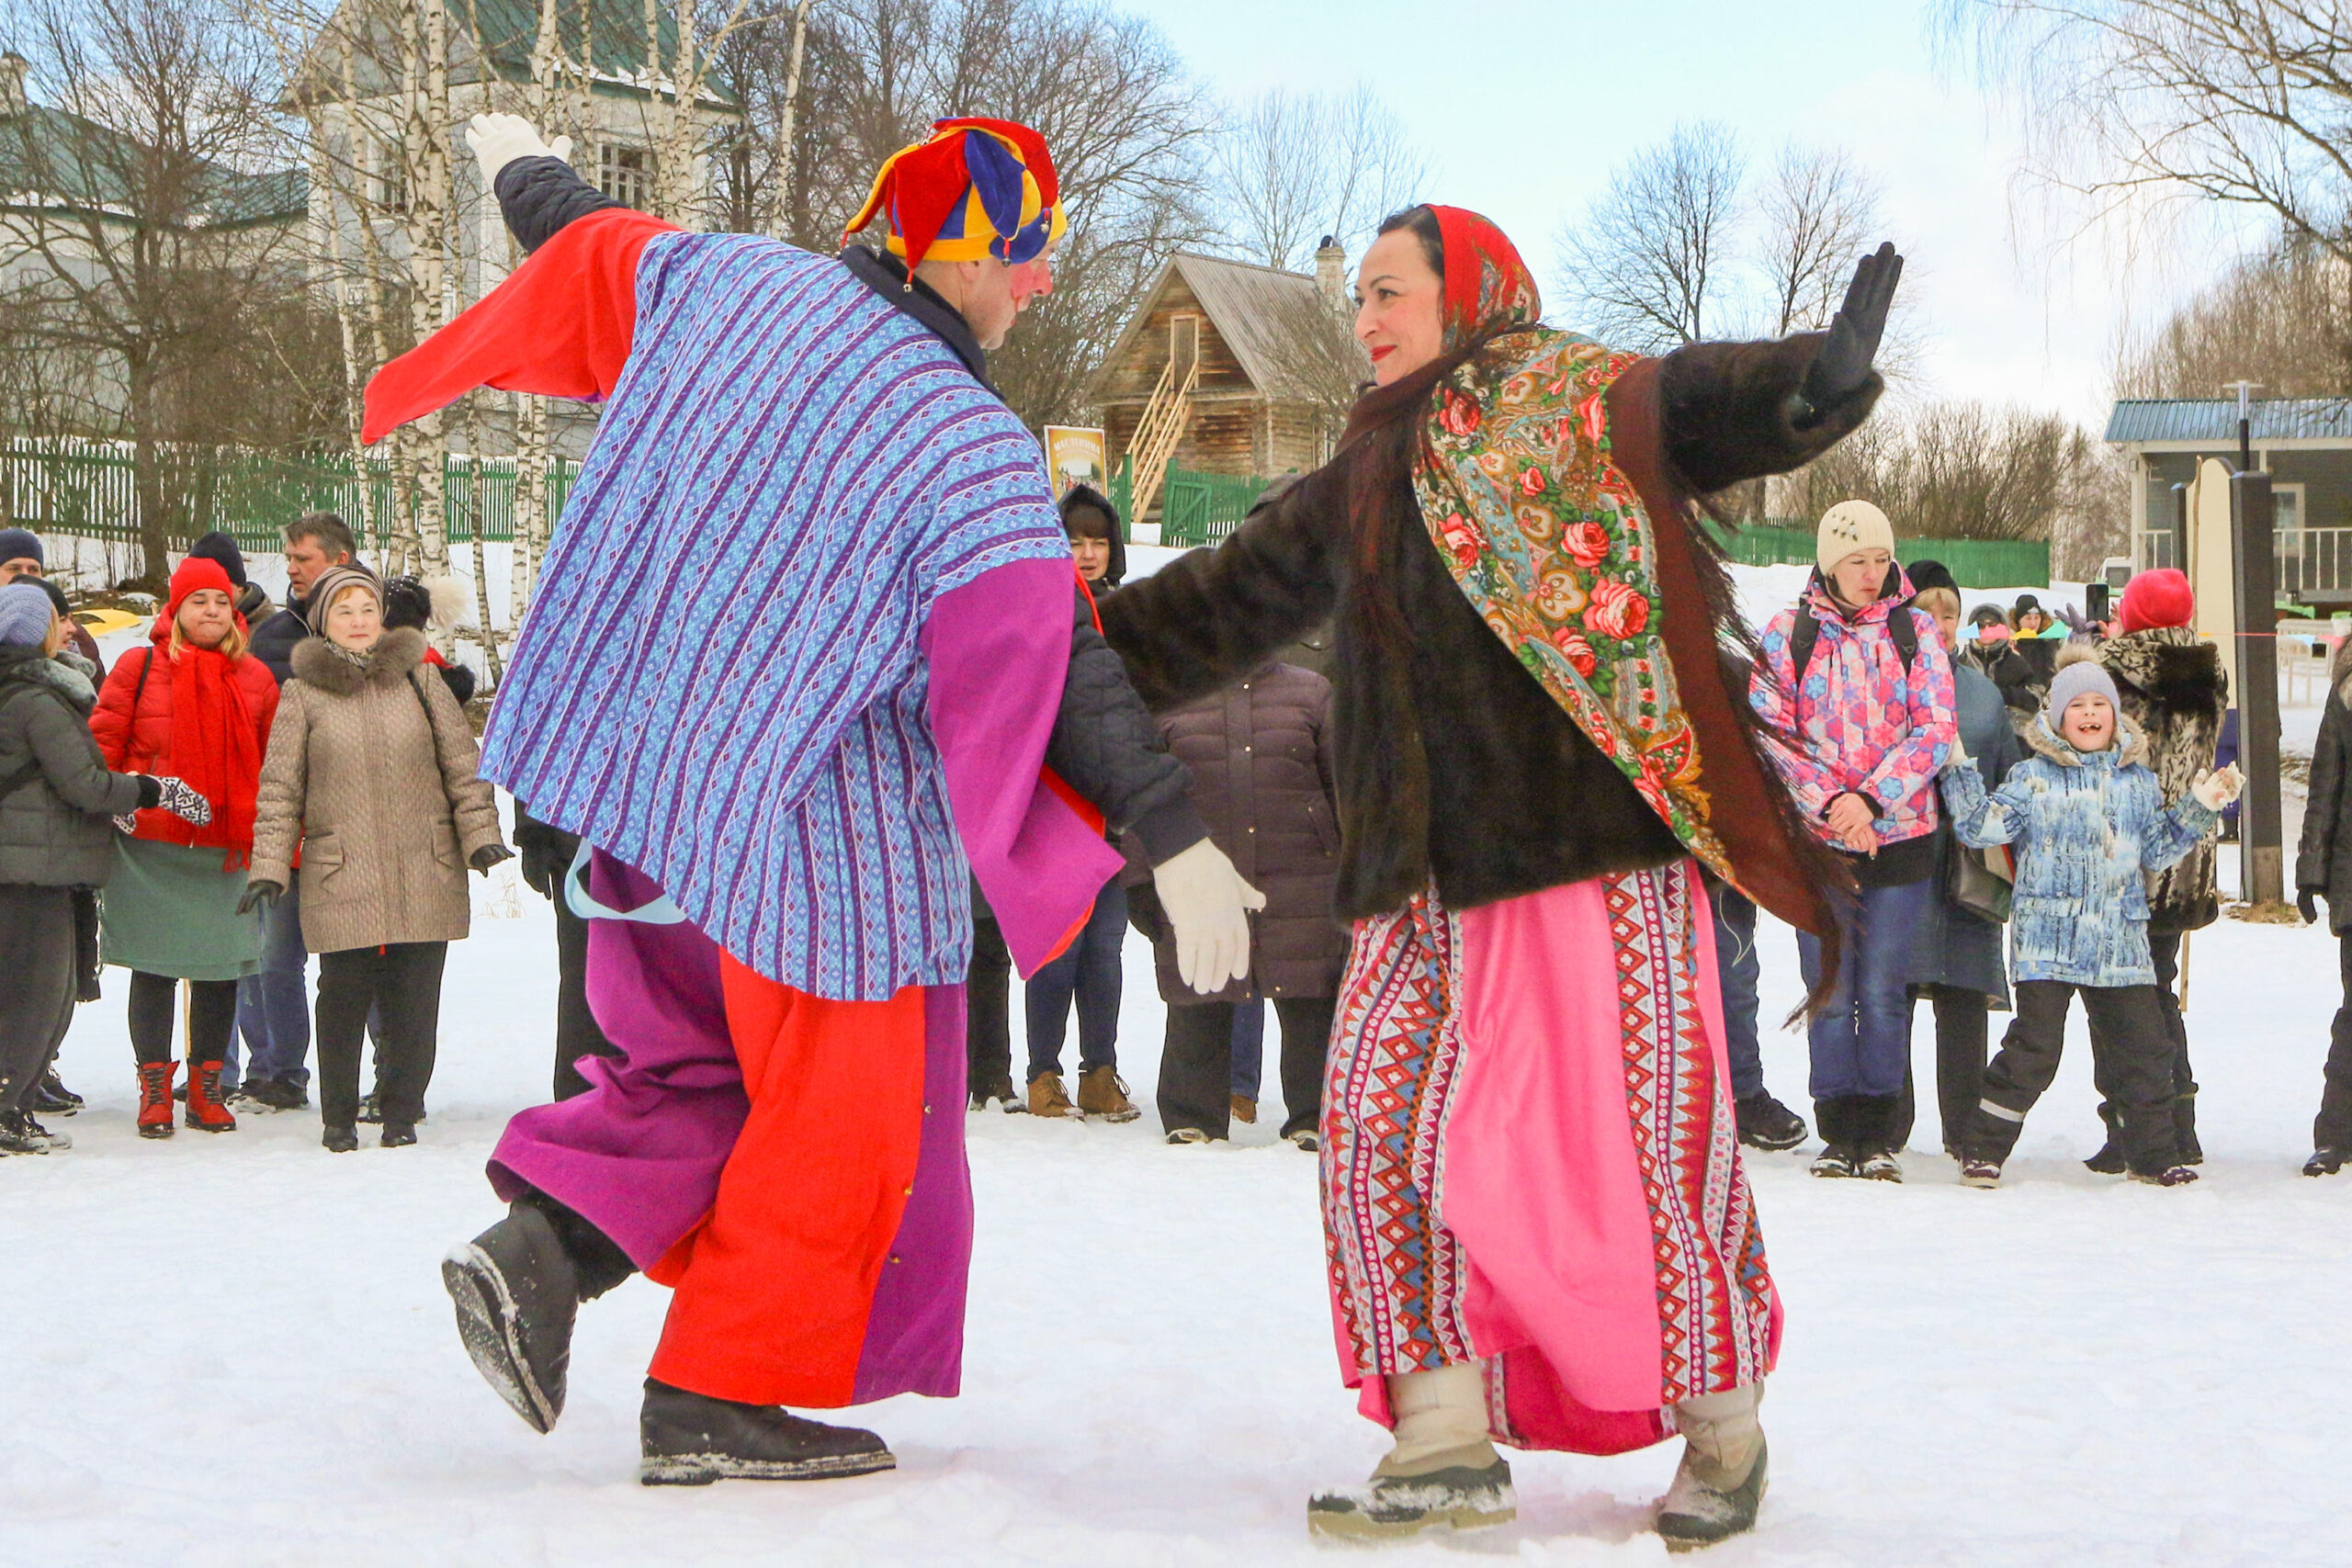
[{"xmin": 846, "ymin": 118, "xmax": 1066, "ymax": 271}]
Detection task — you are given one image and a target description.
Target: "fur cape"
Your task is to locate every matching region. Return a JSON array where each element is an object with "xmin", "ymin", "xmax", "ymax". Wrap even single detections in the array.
[{"xmin": 2098, "ymin": 628, "xmax": 2227, "ymax": 931}]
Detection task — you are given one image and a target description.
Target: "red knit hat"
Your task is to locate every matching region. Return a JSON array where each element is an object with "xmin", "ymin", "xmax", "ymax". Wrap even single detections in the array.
[
  {"xmin": 160, "ymin": 555, "xmax": 243, "ymax": 637},
  {"xmin": 2119, "ymin": 568, "xmax": 2195, "ymax": 634}
]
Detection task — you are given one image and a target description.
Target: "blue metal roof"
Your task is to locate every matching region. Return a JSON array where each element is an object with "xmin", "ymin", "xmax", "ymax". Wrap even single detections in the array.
[{"xmin": 2106, "ymin": 399, "xmax": 2352, "ymax": 445}]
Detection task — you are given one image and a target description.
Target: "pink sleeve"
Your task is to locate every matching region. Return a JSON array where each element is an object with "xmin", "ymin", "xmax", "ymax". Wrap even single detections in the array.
[
  {"xmin": 1747, "ymin": 607, "xmax": 1838, "ymax": 821},
  {"xmin": 922, "ymin": 557, "xmax": 1125, "ymax": 977}
]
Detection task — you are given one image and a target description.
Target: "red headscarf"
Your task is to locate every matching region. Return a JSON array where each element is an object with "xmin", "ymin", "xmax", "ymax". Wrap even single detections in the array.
[
  {"xmin": 146, "ymin": 556, "xmax": 264, "ymax": 863},
  {"xmin": 1428, "ymin": 206, "xmax": 1542, "ymax": 351}
]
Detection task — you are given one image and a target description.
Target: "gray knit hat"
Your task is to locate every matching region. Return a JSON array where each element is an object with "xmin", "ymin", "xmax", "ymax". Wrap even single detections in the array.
[
  {"xmin": 2045, "ymin": 656, "xmax": 2119, "ymax": 719},
  {"xmin": 303, "ymin": 563, "xmax": 383, "ymax": 634},
  {"xmin": 0, "ymin": 581, "xmax": 55, "ymax": 648}
]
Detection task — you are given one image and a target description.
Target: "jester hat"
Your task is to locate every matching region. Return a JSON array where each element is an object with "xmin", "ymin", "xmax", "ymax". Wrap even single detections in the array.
[{"xmin": 847, "ymin": 118, "xmax": 1066, "ymax": 270}]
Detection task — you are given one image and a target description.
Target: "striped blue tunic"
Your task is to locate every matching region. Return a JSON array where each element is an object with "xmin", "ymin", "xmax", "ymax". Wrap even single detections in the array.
[{"xmin": 481, "ymin": 231, "xmax": 1069, "ymax": 999}]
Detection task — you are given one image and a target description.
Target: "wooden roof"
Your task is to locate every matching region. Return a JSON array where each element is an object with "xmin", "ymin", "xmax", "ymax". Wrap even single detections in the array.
[{"xmin": 1088, "ymin": 252, "xmax": 1329, "ymax": 408}]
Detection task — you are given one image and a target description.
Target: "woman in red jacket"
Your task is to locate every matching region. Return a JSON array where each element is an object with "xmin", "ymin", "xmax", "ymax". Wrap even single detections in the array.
[{"xmin": 91, "ymin": 554, "xmax": 280, "ymax": 1136}]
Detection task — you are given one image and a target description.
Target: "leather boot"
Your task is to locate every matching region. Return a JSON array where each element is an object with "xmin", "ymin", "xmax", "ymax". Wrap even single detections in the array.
[
  {"xmin": 136, "ymin": 1061, "xmax": 176, "ymax": 1139},
  {"xmin": 1077, "ymin": 1065, "xmax": 1140, "ymax": 1122},
  {"xmin": 184, "ymin": 1059, "xmax": 237, "ymax": 1133},
  {"xmin": 639, "ymin": 1378, "xmax": 895, "ymax": 1485}
]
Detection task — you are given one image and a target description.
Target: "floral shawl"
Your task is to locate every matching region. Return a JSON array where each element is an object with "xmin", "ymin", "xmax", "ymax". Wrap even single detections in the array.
[{"xmin": 1407, "ymin": 207, "xmax": 1739, "ymax": 885}]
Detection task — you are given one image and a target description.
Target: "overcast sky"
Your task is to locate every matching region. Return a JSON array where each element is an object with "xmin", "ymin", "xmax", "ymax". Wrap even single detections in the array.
[{"xmin": 1122, "ymin": 0, "xmax": 2259, "ymax": 428}]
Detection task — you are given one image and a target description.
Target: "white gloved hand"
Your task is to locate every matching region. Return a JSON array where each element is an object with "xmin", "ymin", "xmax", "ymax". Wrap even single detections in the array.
[
  {"xmin": 465, "ymin": 113, "xmax": 573, "ymax": 192},
  {"xmin": 1150, "ymin": 837, "xmax": 1266, "ymax": 995},
  {"xmin": 2190, "ymin": 763, "xmax": 2245, "ymax": 812}
]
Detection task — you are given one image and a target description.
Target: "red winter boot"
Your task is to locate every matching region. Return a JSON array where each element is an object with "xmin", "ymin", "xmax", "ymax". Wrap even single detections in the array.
[
  {"xmin": 184, "ymin": 1060, "xmax": 237, "ymax": 1133},
  {"xmin": 136, "ymin": 1061, "xmax": 176, "ymax": 1139}
]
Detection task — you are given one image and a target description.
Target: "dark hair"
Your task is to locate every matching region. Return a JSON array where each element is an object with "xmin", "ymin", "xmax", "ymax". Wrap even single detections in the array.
[
  {"xmin": 1058, "ymin": 483, "xmax": 1119, "ymax": 542},
  {"xmin": 1374, "ymin": 206, "xmax": 1444, "ymax": 278},
  {"xmin": 285, "ymin": 510, "xmax": 356, "ymax": 561}
]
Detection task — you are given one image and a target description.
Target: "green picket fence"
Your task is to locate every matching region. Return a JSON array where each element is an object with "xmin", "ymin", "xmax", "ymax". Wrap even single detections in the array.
[
  {"xmin": 0, "ymin": 438, "xmax": 582, "ymax": 558},
  {"xmin": 1709, "ymin": 521, "xmax": 2051, "ymax": 588}
]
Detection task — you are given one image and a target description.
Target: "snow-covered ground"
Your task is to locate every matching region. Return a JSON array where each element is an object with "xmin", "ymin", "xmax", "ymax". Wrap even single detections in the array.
[{"xmin": 10, "ymin": 573, "xmax": 2351, "ymax": 1565}]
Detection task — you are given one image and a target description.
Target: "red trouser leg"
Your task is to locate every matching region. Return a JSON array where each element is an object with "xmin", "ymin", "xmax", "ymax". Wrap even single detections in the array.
[{"xmin": 645, "ymin": 956, "xmax": 927, "ymax": 1407}]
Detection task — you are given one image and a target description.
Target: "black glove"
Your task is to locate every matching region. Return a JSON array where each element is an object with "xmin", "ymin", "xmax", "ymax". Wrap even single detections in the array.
[
  {"xmin": 1795, "ymin": 242, "xmax": 1903, "ymax": 424},
  {"xmin": 147, "ymin": 775, "xmax": 213, "ymax": 827},
  {"xmin": 2301, "ymin": 889, "xmax": 2323, "ymax": 927},
  {"xmin": 514, "ymin": 819, "xmax": 567, "ymax": 900},
  {"xmin": 239, "ymin": 880, "xmax": 283, "ymax": 917},
  {"xmin": 471, "ymin": 842, "xmax": 515, "ymax": 875}
]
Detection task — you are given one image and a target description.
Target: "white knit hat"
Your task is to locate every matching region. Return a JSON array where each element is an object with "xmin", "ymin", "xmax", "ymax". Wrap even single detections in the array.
[{"xmin": 1816, "ymin": 500, "xmax": 1894, "ymax": 574}]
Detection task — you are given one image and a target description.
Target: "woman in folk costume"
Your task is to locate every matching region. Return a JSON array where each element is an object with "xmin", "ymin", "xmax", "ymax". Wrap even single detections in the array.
[
  {"xmin": 1100, "ymin": 207, "xmax": 1901, "ymax": 1547},
  {"xmin": 360, "ymin": 117, "xmax": 1251, "ymax": 1483}
]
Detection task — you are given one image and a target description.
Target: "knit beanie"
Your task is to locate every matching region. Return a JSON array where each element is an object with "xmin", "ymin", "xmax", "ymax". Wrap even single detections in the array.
[
  {"xmin": 164, "ymin": 555, "xmax": 239, "ymax": 626},
  {"xmin": 2118, "ymin": 568, "xmax": 2195, "ymax": 635},
  {"xmin": 186, "ymin": 530, "xmax": 249, "ymax": 589},
  {"xmin": 0, "ymin": 526, "xmax": 43, "ymax": 570},
  {"xmin": 1816, "ymin": 500, "xmax": 1894, "ymax": 573},
  {"xmin": 303, "ymin": 564, "xmax": 383, "ymax": 634},
  {"xmin": 0, "ymin": 581, "xmax": 55, "ymax": 648},
  {"xmin": 2045, "ymin": 656, "xmax": 2120, "ymax": 719},
  {"xmin": 1905, "ymin": 558, "xmax": 1959, "ymax": 597},
  {"xmin": 35, "ymin": 578, "xmax": 70, "ymax": 618}
]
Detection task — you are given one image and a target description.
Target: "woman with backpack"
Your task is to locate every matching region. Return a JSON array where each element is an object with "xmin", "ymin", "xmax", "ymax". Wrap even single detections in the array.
[
  {"xmin": 91, "ymin": 553, "xmax": 281, "ymax": 1137},
  {"xmin": 245, "ymin": 566, "xmax": 508, "ymax": 1152},
  {"xmin": 0, "ymin": 582, "xmax": 211, "ymax": 1153},
  {"xmin": 1749, "ymin": 502, "xmax": 1957, "ymax": 1181}
]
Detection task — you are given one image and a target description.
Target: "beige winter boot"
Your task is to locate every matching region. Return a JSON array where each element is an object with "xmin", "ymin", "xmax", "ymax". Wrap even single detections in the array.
[
  {"xmin": 1077, "ymin": 1066, "xmax": 1140, "ymax": 1122},
  {"xmin": 1657, "ymin": 1382, "xmax": 1768, "ymax": 1551},
  {"xmin": 1027, "ymin": 1072, "xmax": 1078, "ymax": 1119},
  {"xmin": 1307, "ymin": 1362, "xmax": 1514, "ymax": 1540}
]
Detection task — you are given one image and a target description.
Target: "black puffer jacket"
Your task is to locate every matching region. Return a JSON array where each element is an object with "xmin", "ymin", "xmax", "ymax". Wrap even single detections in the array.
[
  {"xmin": 0, "ymin": 647, "xmax": 148, "ymax": 886},
  {"xmin": 2101, "ymin": 627, "xmax": 2227, "ymax": 931},
  {"xmin": 2298, "ymin": 644, "xmax": 2352, "ymax": 932},
  {"xmin": 251, "ymin": 592, "xmax": 308, "ymax": 686},
  {"xmin": 1126, "ymin": 662, "xmax": 1346, "ymax": 1004}
]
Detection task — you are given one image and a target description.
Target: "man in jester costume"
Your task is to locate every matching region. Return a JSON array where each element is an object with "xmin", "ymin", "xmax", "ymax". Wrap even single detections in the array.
[{"xmin": 363, "ymin": 115, "xmax": 1260, "ymax": 1483}]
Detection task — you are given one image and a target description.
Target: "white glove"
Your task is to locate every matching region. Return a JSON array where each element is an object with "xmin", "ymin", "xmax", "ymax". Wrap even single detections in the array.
[
  {"xmin": 465, "ymin": 113, "xmax": 573, "ymax": 192},
  {"xmin": 1150, "ymin": 838, "xmax": 1266, "ymax": 995},
  {"xmin": 2190, "ymin": 763, "xmax": 2245, "ymax": 812}
]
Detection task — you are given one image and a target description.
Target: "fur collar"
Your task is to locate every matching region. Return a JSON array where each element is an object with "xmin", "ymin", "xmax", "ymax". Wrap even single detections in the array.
[
  {"xmin": 2100, "ymin": 628, "xmax": 2224, "ymax": 713},
  {"xmin": 0, "ymin": 645, "xmax": 97, "ymax": 713},
  {"xmin": 289, "ymin": 626, "xmax": 427, "ymax": 695},
  {"xmin": 2026, "ymin": 709, "xmax": 2148, "ymax": 771}
]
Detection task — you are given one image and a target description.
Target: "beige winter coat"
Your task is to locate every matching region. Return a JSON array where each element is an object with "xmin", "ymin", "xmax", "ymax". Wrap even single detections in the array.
[{"xmin": 250, "ymin": 628, "xmax": 503, "ymax": 953}]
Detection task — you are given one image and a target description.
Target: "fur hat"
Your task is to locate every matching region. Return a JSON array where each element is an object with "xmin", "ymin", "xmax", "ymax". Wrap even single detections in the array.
[
  {"xmin": 303, "ymin": 564, "xmax": 383, "ymax": 634},
  {"xmin": 381, "ymin": 574, "xmax": 468, "ymax": 634},
  {"xmin": 1816, "ymin": 500, "xmax": 1894, "ymax": 574},
  {"xmin": 0, "ymin": 527, "xmax": 42, "ymax": 570},
  {"xmin": 0, "ymin": 581, "xmax": 53, "ymax": 648},
  {"xmin": 2046, "ymin": 646, "xmax": 2120, "ymax": 718},
  {"xmin": 2119, "ymin": 568, "xmax": 2195, "ymax": 634}
]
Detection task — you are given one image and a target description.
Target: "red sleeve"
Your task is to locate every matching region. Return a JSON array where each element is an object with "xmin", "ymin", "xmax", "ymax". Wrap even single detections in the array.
[
  {"xmin": 361, "ymin": 207, "xmax": 679, "ymax": 444},
  {"xmin": 89, "ymin": 650, "xmax": 145, "ymax": 771}
]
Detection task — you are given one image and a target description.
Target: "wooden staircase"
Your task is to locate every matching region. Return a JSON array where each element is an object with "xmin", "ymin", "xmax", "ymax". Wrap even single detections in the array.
[{"xmin": 1126, "ymin": 317, "xmax": 1201, "ymax": 520}]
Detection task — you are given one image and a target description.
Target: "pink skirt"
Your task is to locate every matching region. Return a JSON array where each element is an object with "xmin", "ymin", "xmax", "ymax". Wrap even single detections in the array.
[{"xmin": 1320, "ymin": 859, "xmax": 1779, "ymax": 1455}]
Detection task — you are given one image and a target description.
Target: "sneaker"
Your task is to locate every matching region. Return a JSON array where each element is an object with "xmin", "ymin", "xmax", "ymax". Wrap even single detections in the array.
[
  {"xmin": 2304, "ymin": 1147, "xmax": 2347, "ymax": 1178},
  {"xmin": 0, "ymin": 1111, "xmax": 66, "ymax": 1154},
  {"xmin": 1958, "ymin": 1156, "xmax": 2003, "ymax": 1189},
  {"xmin": 1308, "ymin": 1451, "xmax": 1516, "ymax": 1540},
  {"xmin": 357, "ymin": 1092, "xmax": 382, "ymax": 1125},
  {"xmin": 1656, "ymin": 1436, "xmax": 1769, "ymax": 1551},
  {"xmin": 322, "ymin": 1124, "xmax": 358, "ymax": 1154},
  {"xmin": 639, "ymin": 1378, "xmax": 894, "ymax": 1485},
  {"xmin": 1734, "ymin": 1092, "xmax": 1806, "ymax": 1152},
  {"xmin": 1230, "ymin": 1093, "xmax": 1258, "ymax": 1125},
  {"xmin": 1855, "ymin": 1149, "xmax": 1903, "ymax": 1182},
  {"xmin": 1809, "ymin": 1145, "xmax": 1857, "ymax": 1179},
  {"xmin": 1027, "ymin": 1072, "xmax": 1078, "ymax": 1119},
  {"xmin": 1285, "ymin": 1127, "xmax": 1320, "ymax": 1153},
  {"xmin": 443, "ymin": 1202, "xmax": 582, "ymax": 1434},
  {"xmin": 30, "ymin": 1069, "xmax": 82, "ymax": 1115},
  {"xmin": 1166, "ymin": 1127, "xmax": 1212, "ymax": 1145},
  {"xmin": 1077, "ymin": 1065, "xmax": 1141, "ymax": 1122},
  {"xmin": 2083, "ymin": 1143, "xmax": 2126, "ymax": 1176},
  {"xmin": 2133, "ymin": 1165, "xmax": 2199, "ymax": 1188}
]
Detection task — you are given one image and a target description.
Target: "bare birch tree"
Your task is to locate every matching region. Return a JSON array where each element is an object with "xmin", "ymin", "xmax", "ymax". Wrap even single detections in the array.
[
  {"xmin": 1557, "ymin": 121, "xmax": 1747, "ymax": 352},
  {"xmin": 1211, "ymin": 84, "xmax": 1428, "ymax": 273}
]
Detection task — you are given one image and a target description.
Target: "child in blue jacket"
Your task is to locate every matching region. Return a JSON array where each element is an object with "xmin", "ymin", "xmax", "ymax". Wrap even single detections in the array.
[{"xmin": 1938, "ymin": 651, "xmax": 2241, "ymax": 1186}]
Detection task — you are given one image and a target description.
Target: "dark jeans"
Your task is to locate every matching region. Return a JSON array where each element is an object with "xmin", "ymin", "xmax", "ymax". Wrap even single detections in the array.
[
  {"xmin": 234, "ymin": 869, "xmax": 311, "ymax": 1089},
  {"xmin": 1966, "ymin": 979, "xmax": 2181, "ymax": 1174},
  {"xmin": 129, "ymin": 971, "xmax": 238, "ymax": 1066},
  {"xmin": 2088, "ymin": 927, "xmax": 2195, "ymax": 1142},
  {"xmin": 964, "ymin": 913, "xmax": 1013, "ymax": 1096},
  {"xmin": 549, "ymin": 891, "xmax": 619, "ymax": 1100},
  {"xmin": 1230, "ymin": 1000, "xmax": 1265, "ymax": 1100},
  {"xmin": 316, "ymin": 942, "xmax": 447, "ymax": 1131},
  {"xmin": 1023, "ymin": 881, "xmax": 1125, "ymax": 1081},
  {"xmin": 1159, "ymin": 995, "xmax": 1332, "ymax": 1140},
  {"xmin": 1709, "ymin": 883, "xmax": 1767, "ymax": 1101},
  {"xmin": 1893, "ymin": 984, "xmax": 1989, "ymax": 1152},
  {"xmin": 2319, "ymin": 933, "xmax": 2352, "ymax": 1149},
  {"xmin": 1797, "ymin": 876, "xmax": 1932, "ymax": 1102},
  {"xmin": 0, "ymin": 885, "xmax": 77, "ymax": 1116}
]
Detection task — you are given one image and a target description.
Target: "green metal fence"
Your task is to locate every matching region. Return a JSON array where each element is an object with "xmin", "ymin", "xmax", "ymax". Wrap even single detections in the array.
[
  {"xmin": 1, "ymin": 438, "xmax": 582, "ymax": 558},
  {"xmin": 1708, "ymin": 522, "xmax": 2052, "ymax": 588},
  {"xmin": 1158, "ymin": 467, "xmax": 1270, "ymax": 547}
]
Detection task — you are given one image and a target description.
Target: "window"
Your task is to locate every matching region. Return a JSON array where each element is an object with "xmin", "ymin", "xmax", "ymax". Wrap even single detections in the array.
[
  {"xmin": 598, "ymin": 143, "xmax": 653, "ymax": 209},
  {"xmin": 374, "ymin": 138, "xmax": 408, "ymax": 215}
]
